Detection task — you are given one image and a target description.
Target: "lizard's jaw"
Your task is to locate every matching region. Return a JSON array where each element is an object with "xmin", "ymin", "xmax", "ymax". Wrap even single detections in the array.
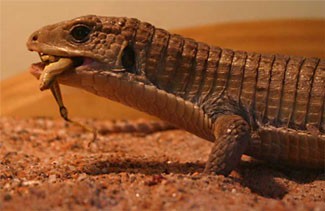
[
  {"xmin": 28, "ymin": 51, "xmax": 96, "ymax": 90},
  {"xmin": 28, "ymin": 51, "xmax": 96, "ymax": 81},
  {"xmin": 29, "ymin": 50, "xmax": 124, "ymax": 80}
]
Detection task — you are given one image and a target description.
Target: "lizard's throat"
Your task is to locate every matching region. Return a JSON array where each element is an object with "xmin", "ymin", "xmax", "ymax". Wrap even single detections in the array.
[{"xmin": 57, "ymin": 69, "xmax": 215, "ymax": 142}]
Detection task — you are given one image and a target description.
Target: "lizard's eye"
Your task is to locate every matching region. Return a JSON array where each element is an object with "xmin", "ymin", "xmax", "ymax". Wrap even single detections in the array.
[{"xmin": 70, "ymin": 24, "xmax": 91, "ymax": 43}]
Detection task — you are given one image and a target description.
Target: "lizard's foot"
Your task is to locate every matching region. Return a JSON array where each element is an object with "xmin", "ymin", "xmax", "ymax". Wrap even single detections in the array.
[{"xmin": 204, "ymin": 115, "xmax": 250, "ymax": 176}]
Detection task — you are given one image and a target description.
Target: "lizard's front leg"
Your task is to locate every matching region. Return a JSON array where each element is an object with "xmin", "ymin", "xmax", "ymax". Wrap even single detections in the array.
[{"xmin": 204, "ymin": 115, "xmax": 250, "ymax": 176}]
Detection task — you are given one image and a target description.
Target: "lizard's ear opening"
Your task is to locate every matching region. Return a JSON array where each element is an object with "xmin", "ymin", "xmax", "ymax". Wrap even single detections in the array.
[{"xmin": 121, "ymin": 45, "xmax": 136, "ymax": 73}]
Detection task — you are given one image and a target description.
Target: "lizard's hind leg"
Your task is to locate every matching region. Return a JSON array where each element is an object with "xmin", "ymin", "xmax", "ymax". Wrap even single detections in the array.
[{"xmin": 204, "ymin": 115, "xmax": 251, "ymax": 176}]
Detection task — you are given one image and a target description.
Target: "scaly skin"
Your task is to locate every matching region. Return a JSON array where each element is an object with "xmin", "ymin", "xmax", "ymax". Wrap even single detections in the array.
[{"xmin": 27, "ymin": 15, "xmax": 325, "ymax": 175}]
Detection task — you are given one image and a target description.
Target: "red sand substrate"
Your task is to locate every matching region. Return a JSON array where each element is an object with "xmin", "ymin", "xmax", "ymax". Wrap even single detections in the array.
[{"xmin": 0, "ymin": 117, "xmax": 324, "ymax": 210}]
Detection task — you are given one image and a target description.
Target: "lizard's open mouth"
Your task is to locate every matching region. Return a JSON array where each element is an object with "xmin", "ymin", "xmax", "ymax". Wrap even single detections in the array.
[
  {"xmin": 30, "ymin": 53, "xmax": 84, "ymax": 78},
  {"xmin": 29, "ymin": 52, "xmax": 95, "ymax": 91},
  {"xmin": 39, "ymin": 53, "xmax": 83, "ymax": 66}
]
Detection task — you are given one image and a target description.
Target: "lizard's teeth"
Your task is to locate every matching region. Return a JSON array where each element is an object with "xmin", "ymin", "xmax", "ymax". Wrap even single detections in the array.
[
  {"xmin": 39, "ymin": 53, "xmax": 59, "ymax": 63},
  {"xmin": 39, "ymin": 53, "xmax": 45, "ymax": 62},
  {"xmin": 40, "ymin": 55, "xmax": 49, "ymax": 62}
]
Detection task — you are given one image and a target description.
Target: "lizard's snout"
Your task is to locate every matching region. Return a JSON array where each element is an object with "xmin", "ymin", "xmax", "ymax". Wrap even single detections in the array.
[{"xmin": 27, "ymin": 30, "xmax": 40, "ymax": 51}]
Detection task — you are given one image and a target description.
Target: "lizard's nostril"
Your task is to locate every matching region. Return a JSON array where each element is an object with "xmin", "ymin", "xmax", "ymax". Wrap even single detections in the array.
[{"xmin": 32, "ymin": 33, "xmax": 38, "ymax": 41}]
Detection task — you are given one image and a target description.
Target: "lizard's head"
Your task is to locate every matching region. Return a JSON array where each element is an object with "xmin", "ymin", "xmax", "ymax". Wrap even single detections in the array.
[{"xmin": 27, "ymin": 15, "xmax": 140, "ymax": 84}]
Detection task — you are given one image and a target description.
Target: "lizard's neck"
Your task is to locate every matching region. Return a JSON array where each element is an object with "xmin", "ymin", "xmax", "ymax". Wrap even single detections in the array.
[{"xmin": 58, "ymin": 69, "xmax": 215, "ymax": 141}]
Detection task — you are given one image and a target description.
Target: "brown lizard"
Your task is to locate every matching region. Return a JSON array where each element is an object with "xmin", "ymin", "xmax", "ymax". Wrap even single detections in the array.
[{"xmin": 27, "ymin": 15, "xmax": 325, "ymax": 175}]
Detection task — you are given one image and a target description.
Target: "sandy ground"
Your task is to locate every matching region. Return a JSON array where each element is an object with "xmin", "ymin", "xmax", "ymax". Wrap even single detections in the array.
[{"xmin": 0, "ymin": 117, "xmax": 324, "ymax": 210}]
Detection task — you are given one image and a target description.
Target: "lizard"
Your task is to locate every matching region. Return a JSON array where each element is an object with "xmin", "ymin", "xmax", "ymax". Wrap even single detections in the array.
[{"xmin": 26, "ymin": 15, "xmax": 325, "ymax": 176}]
